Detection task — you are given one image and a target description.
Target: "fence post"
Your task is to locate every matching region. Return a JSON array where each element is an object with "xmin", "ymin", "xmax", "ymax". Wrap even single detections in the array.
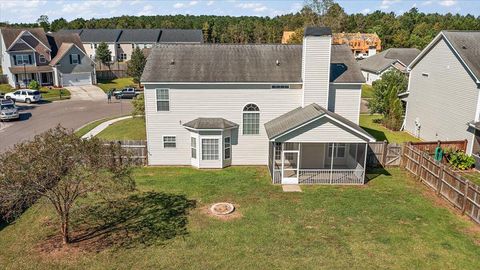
[
  {"xmin": 382, "ymin": 140, "xmax": 388, "ymax": 166},
  {"xmin": 463, "ymin": 139, "xmax": 468, "ymax": 152},
  {"xmin": 436, "ymin": 165, "xmax": 444, "ymax": 196},
  {"xmin": 462, "ymin": 180, "xmax": 470, "ymax": 215},
  {"xmin": 416, "ymin": 152, "xmax": 423, "ymax": 179}
]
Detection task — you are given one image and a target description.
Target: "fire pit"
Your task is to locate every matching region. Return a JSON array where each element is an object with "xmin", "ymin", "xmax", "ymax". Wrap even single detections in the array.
[{"xmin": 209, "ymin": 202, "xmax": 235, "ymax": 216}]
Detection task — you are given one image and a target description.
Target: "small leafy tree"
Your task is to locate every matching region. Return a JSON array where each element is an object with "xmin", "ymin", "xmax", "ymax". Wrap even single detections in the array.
[
  {"xmin": 131, "ymin": 94, "xmax": 145, "ymax": 117},
  {"xmin": 37, "ymin": 15, "xmax": 50, "ymax": 31},
  {"xmin": 368, "ymin": 70, "xmax": 408, "ymax": 131},
  {"xmin": 127, "ymin": 47, "xmax": 147, "ymax": 87},
  {"xmin": 95, "ymin": 42, "xmax": 112, "ymax": 68},
  {"xmin": 28, "ymin": 80, "xmax": 40, "ymax": 90},
  {"xmin": 0, "ymin": 126, "xmax": 134, "ymax": 245}
]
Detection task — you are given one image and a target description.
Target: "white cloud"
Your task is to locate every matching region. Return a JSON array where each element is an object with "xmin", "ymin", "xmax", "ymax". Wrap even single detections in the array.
[
  {"xmin": 173, "ymin": 1, "xmax": 198, "ymax": 9},
  {"xmin": 361, "ymin": 8, "xmax": 371, "ymax": 14},
  {"xmin": 236, "ymin": 3, "xmax": 268, "ymax": 13},
  {"xmin": 421, "ymin": 0, "xmax": 433, "ymax": 5},
  {"xmin": 380, "ymin": 0, "xmax": 401, "ymax": 10},
  {"xmin": 138, "ymin": 4, "xmax": 154, "ymax": 15},
  {"xmin": 439, "ymin": 0, "xmax": 457, "ymax": 7},
  {"xmin": 206, "ymin": 1, "xmax": 214, "ymax": 6},
  {"xmin": 130, "ymin": 0, "xmax": 142, "ymax": 6}
]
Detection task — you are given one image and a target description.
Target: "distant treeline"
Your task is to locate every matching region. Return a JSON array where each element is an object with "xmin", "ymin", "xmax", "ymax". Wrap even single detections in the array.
[{"xmin": 2, "ymin": 2, "xmax": 480, "ymax": 49}]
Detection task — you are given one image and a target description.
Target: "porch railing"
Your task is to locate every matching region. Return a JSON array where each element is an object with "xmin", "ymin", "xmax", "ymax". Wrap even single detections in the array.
[{"xmin": 272, "ymin": 169, "xmax": 365, "ymax": 185}]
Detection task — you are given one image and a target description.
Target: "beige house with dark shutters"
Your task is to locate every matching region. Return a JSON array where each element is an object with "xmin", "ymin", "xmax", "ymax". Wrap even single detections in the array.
[
  {"xmin": 141, "ymin": 27, "xmax": 375, "ymax": 185},
  {"xmin": 0, "ymin": 28, "xmax": 95, "ymax": 87}
]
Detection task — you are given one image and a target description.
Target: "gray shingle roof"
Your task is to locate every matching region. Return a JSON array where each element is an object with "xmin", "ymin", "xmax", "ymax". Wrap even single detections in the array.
[
  {"xmin": 304, "ymin": 27, "xmax": 332, "ymax": 37},
  {"xmin": 183, "ymin": 118, "xmax": 238, "ymax": 130},
  {"xmin": 141, "ymin": 43, "xmax": 364, "ymax": 83},
  {"xmin": 331, "ymin": 44, "xmax": 366, "ymax": 83},
  {"xmin": 442, "ymin": 31, "xmax": 480, "ymax": 82},
  {"xmin": 118, "ymin": 29, "xmax": 161, "ymax": 43},
  {"xmin": 358, "ymin": 48, "xmax": 420, "ymax": 73},
  {"xmin": 75, "ymin": 29, "xmax": 123, "ymax": 43},
  {"xmin": 0, "ymin": 27, "xmax": 50, "ymax": 50},
  {"xmin": 264, "ymin": 103, "xmax": 374, "ymax": 141},
  {"xmin": 159, "ymin": 29, "xmax": 203, "ymax": 43}
]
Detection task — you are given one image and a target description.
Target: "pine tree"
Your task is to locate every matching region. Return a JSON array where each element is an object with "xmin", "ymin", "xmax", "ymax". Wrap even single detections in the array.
[
  {"xmin": 127, "ymin": 47, "xmax": 147, "ymax": 87},
  {"xmin": 95, "ymin": 42, "xmax": 112, "ymax": 68}
]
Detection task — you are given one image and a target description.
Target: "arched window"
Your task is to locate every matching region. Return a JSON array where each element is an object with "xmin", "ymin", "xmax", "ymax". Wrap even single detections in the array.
[{"xmin": 243, "ymin": 103, "xmax": 260, "ymax": 135}]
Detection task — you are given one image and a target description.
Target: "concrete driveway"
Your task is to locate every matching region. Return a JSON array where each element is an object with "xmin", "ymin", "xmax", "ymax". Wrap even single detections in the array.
[
  {"xmin": 66, "ymin": 85, "xmax": 106, "ymax": 101},
  {"xmin": 0, "ymin": 99, "xmax": 132, "ymax": 153}
]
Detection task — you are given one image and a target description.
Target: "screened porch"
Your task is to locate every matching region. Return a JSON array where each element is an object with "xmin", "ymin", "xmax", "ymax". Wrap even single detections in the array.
[{"xmin": 268, "ymin": 142, "xmax": 367, "ymax": 185}]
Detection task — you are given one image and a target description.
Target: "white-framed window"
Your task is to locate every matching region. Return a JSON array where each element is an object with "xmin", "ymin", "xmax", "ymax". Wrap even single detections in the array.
[
  {"xmin": 191, "ymin": 137, "xmax": 197, "ymax": 159},
  {"xmin": 224, "ymin": 137, "xmax": 231, "ymax": 159},
  {"xmin": 274, "ymin": 142, "xmax": 282, "ymax": 160},
  {"xmin": 39, "ymin": 54, "xmax": 46, "ymax": 63},
  {"xmin": 328, "ymin": 143, "xmax": 346, "ymax": 158},
  {"xmin": 243, "ymin": 103, "xmax": 260, "ymax": 135},
  {"xmin": 118, "ymin": 53, "xmax": 127, "ymax": 61},
  {"xmin": 71, "ymin": 54, "xmax": 79, "ymax": 64},
  {"xmin": 94, "ymin": 44, "xmax": 98, "ymax": 49},
  {"xmin": 202, "ymin": 138, "xmax": 219, "ymax": 160},
  {"xmin": 15, "ymin": 54, "xmax": 30, "ymax": 65},
  {"xmin": 132, "ymin": 44, "xmax": 135, "ymax": 49},
  {"xmin": 271, "ymin": 84, "xmax": 290, "ymax": 89},
  {"xmin": 117, "ymin": 44, "xmax": 121, "ymax": 49},
  {"xmin": 163, "ymin": 136, "xmax": 176, "ymax": 148},
  {"xmin": 156, "ymin": 89, "xmax": 169, "ymax": 111}
]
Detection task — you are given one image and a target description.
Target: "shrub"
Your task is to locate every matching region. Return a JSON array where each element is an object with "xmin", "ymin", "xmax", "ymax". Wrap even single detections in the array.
[
  {"xmin": 446, "ymin": 149, "xmax": 475, "ymax": 170},
  {"xmin": 28, "ymin": 80, "xmax": 40, "ymax": 90},
  {"xmin": 132, "ymin": 94, "xmax": 144, "ymax": 117}
]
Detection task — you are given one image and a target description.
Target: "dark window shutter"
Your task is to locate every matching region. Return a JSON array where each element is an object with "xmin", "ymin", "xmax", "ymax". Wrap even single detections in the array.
[
  {"xmin": 69, "ymin": 55, "xmax": 72, "ymax": 64},
  {"xmin": 28, "ymin": 54, "xmax": 32, "ymax": 64},
  {"xmin": 77, "ymin": 54, "xmax": 81, "ymax": 64},
  {"xmin": 13, "ymin": 55, "xmax": 17, "ymax": 64}
]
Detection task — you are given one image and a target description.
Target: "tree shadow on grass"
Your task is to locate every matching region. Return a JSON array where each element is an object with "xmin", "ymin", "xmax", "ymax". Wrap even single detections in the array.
[
  {"xmin": 361, "ymin": 126, "xmax": 388, "ymax": 142},
  {"xmin": 71, "ymin": 192, "xmax": 196, "ymax": 251}
]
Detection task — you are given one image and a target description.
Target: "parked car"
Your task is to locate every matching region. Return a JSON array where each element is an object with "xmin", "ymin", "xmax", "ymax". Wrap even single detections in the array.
[
  {"xmin": 0, "ymin": 99, "xmax": 19, "ymax": 121},
  {"xmin": 4, "ymin": 89, "xmax": 41, "ymax": 104},
  {"xmin": 113, "ymin": 88, "xmax": 139, "ymax": 99}
]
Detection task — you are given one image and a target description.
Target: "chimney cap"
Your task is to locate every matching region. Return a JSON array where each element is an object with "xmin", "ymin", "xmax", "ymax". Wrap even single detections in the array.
[{"xmin": 304, "ymin": 27, "xmax": 332, "ymax": 37}]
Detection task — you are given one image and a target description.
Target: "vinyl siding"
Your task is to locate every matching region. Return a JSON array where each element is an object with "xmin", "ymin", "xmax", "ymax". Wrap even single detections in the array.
[
  {"xmin": 56, "ymin": 46, "xmax": 94, "ymax": 74},
  {"xmin": 144, "ymin": 84, "xmax": 303, "ymax": 165},
  {"xmin": 405, "ymin": 37, "xmax": 479, "ymax": 152},
  {"xmin": 302, "ymin": 36, "xmax": 331, "ymax": 107},
  {"xmin": 328, "ymin": 83, "xmax": 361, "ymax": 124},
  {"xmin": 275, "ymin": 117, "xmax": 369, "ymax": 143}
]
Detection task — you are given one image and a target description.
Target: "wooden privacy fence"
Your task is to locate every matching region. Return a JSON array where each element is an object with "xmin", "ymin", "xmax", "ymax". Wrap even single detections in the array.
[
  {"xmin": 367, "ymin": 141, "xmax": 402, "ymax": 167},
  {"xmin": 410, "ymin": 140, "xmax": 467, "ymax": 155},
  {"xmin": 401, "ymin": 143, "xmax": 480, "ymax": 225},
  {"xmin": 103, "ymin": 140, "xmax": 147, "ymax": 165},
  {"xmin": 0, "ymin": 75, "xmax": 8, "ymax": 84}
]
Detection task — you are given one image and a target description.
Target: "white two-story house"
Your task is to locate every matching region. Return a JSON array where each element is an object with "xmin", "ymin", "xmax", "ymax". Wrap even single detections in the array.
[
  {"xmin": 141, "ymin": 27, "xmax": 375, "ymax": 185},
  {"xmin": 0, "ymin": 27, "xmax": 95, "ymax": 87}
]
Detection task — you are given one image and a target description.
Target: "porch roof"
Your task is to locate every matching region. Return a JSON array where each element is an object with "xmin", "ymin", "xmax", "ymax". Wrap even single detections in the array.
[
  {"xmin": 9, "ymin": 66, "xmax": 53, "ymax": 74},
  {"xmin": 183, "ymin": 117, "xmax": 238, "ymax": 130},
  {"xmin": 264, "ymin": 103, "xmax": 375, "ymax": 142}
]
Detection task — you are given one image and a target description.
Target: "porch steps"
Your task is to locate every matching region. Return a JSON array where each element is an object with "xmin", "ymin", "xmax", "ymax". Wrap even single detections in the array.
[{"xmin": 282, "ymin": 185, "xmax": 302, "ymax": 192}]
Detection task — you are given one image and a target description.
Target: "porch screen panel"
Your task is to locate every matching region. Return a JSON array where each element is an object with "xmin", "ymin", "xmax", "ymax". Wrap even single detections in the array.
[{"xmin": 331, "ymin": 143, "xmax": 366, "ymax": 184}]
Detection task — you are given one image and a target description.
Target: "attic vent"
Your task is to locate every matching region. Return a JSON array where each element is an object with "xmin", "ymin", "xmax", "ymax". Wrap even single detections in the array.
[
  {"xmin": 276, "ymin": 59, "xmax": 280, "ymax": 66},
  {"xmin": 170, "ymin": 59, "xmax": 175, "ymax": 65}
]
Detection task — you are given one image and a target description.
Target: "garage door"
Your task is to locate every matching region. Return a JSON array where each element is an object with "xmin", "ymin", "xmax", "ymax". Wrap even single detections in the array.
[{"xmin": 61, "ymin": 73, "xmax": 92, "ymax": 86}]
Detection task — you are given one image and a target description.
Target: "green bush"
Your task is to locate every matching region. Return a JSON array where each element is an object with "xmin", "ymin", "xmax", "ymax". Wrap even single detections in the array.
[
  {"xmin": 446, "ymin": 150, "xmax": 475, "ymax": 170},
  {"xmin": 28, "ymin": 80, "xmax": 40, "ymax": 90}
]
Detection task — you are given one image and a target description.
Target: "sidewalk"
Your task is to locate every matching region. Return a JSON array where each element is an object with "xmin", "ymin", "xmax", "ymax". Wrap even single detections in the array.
[{"xmin": 81, "ymin": 115, "xmax": 132, "ymax": 139}]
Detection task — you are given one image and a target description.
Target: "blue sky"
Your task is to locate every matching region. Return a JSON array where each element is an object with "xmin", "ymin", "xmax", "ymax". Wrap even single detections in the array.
[{"xmin": 0, "ymin": 0, "xmax": 478, "ymax": 24}]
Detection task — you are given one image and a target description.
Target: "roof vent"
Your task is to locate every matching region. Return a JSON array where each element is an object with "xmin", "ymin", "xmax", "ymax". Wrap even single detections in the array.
[
  {"xmin": 462, "ymin": 45, "xmax": 467, "ymax": 49},
  {"xmin": 170, "ymin": 59, "xmax": 175, "ymax": 65},
  {"xmin": 276, "ymin": 59, "xmax": 280, "ymax": 66}
]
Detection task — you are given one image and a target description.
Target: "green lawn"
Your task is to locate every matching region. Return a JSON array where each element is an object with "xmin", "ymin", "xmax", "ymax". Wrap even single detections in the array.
[
  {"xmin": 75, "ymin": 116, "xmax": 120, "ymax": 138},
  {"xmin": 96, "ymin": 117, "xmax": 146, "ymax": 140},
  {"xmin": 360, "ymin": 114, "xmax": 420, "ymax": 143},
  {"xmin": 0, "ymin": 84, "xmax": 70, "ymax": 101},
  {"xmin": 361, "ymin": 84, "xmax": 374, "ymax": 99},
  {"xmin": 0, "ymin": 167, "xmax": 479, "ymax": 269},
  {"xmin": 97, "ymin": 77, "xmax": 135, "ymax": 92}
]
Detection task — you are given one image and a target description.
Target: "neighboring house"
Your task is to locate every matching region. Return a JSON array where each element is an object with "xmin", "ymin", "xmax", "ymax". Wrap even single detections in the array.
[
  {"xmin": 141, "ymin": 27, "xmax": 376, "ymax": 185},
  {"xmin": 358, "ymin": 48, "xmax": 421, "ymax": 85},
  {"xmin": 0, "ymin": 27, "xmax": 95, "ymax": 87},
  {"xmin": 332, "ymin": 32, "xmax": 382, "ymax": 58},
  {"xmin": 58, "ymin": 28, "xmax": 203, "ymax": 62},
  {"xmin": 403, "ymin": 31, "xmax": 480, "ymax": 155}
]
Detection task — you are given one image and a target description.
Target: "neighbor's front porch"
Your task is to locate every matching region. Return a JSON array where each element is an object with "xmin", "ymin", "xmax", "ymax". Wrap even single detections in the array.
[{"xmin": 268, "ymin": 142, "xmax": 367, "ymax": 185}]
